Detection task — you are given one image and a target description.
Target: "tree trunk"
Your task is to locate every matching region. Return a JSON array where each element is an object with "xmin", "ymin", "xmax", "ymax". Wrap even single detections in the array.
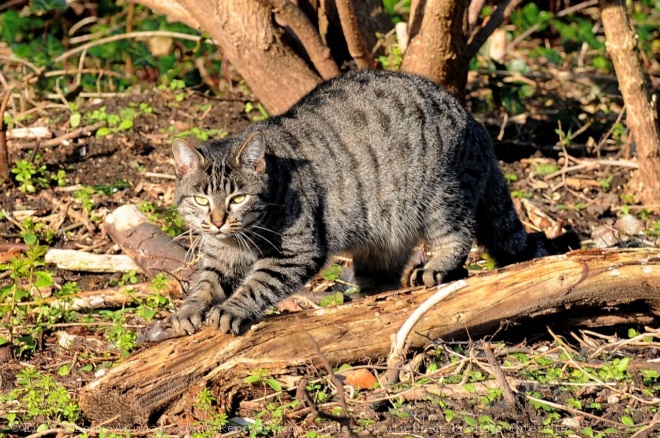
[
  {"xmin": 599, "ymin": 0, "xmax": 660, "ymax": 202},
  {"xmin": 129, "ymin": 0, "xmax": 323, "ymax": 115},
  {"xmin": 402, "ymin": 0, "xmax": 468, "ymax": 101},
  {"xmin": 79, "ymin": 248, "xmax": 660, "ymax": 427}
]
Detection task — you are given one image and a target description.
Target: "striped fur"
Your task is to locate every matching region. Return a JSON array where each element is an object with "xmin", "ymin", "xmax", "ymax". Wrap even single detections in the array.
[{"xmin": 171, "ymin": 70, "xmax": 577, "ymax": 335}]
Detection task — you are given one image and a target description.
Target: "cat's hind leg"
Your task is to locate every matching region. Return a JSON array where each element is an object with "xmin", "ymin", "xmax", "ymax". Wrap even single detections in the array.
[
  {"xmin": 352, "ymin": 243, "xmax": 413, "ymax": 293},
  {"xmin": 413, "ymin": 204, "xmax": 476, "ymax": 288}
]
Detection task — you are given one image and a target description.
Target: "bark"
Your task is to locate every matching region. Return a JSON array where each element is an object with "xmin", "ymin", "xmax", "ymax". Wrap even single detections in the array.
[
  {"xmin": 128, "ymin": 0, "xmax": 322, "ymax": 115},
  {"xmin": 599, "ymin": 0, "xmax": 660, "ymax": 202},
  {"xmin": 79, "ymin": 248, "xmax": 660, "ymax": 427},
  {"xmin": 103, "ymin": 205, "xmax": 194, "ymax": 283},
  {"xmin": 402, "ymin": 0, "xmax": 468, "ymax": 100},
  {"xmin": 263, "ymin": 0, "xmax": 340, "ymax": 79},
  {"xmin": 335, "ymin": 0, "xmax": 374, "ymax": 69}
]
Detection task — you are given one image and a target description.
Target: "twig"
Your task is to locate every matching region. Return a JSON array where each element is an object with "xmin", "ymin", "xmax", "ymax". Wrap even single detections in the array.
[
  {"xmin": 335, "ymin": 0, "xmax": 374, "ymax": 69},
  {"xmin": 10, "ymin": 121, "xmax": 107, "ymax": 150},
  {"xmin": 0, "ymin": 89, "xmax": 12, "ymax": 181},
  {"xmin": 508, "ymin": 0, "xmax": 599, "ymax": 53},
  {"xmin": 482, "ymin": 342, "xmax": 518, "ymax": 406},
  {"xmin": 263, "ymin": 0, "xmax": 340, "ymax": 79},
  {"xmin": 54, "ymin": 31, "xmax": 207, "ymax": 64},
  {"xmin": 295, "ymin": 316, "xmax": 353, "ymax": 435},
  {"xmin": 524, "ymin": 394, "xmax": 625, "ymax": 428},
  {"xmin": 467, "ymin": 0, "xmax": 525, "ymax": 59},
  {"xmin": 543, "ymin": 158, "xmax": 639, "ymax": 180},
  {"xmin": 41, "ymin": 190, "xmax": 96, "ymax": 233}
]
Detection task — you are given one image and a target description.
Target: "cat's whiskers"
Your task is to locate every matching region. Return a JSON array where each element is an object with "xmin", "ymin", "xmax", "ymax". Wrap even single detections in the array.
[
  {"xmin": 245, "ymin": 229, "xmax": 281, "ymax": 254},
  {"xmin": 235, "ymin": 233, "xmax": 256, "ymax": 259},
  {"xmin": 251, "ymin": 224, "xmax": 282, "ymax": 236},
  {"xmin": 185, "ymin": 234, "xmax": 203, "ymax": 263},
  {"xmin": 238, "ymin": 231, "xmax": 264, "ymax": 256}
]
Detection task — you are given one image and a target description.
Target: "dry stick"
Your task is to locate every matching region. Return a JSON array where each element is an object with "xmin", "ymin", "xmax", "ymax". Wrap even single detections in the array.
[
  {"xmin": 335, "ymin": 0, "xmax": 374, "ymax": 69},
  {"xmin": 482, "ymin": 342, "xmax": 518, "ymax": 407},
  {"xmin": 0, "ymin": 89, "xmax": 12, "ymax": 181},
  {"xmin": 294, "ymin": 320, "xmax": 358, "ymax": 436},
  {"xmin": 295, "ymin": 317, "xmax": 352, "ymax": 432},
  {"xmin": 53, "ymin": 31, "xmax": 206, "ymax": 64},
  {"xmin": 41, "ymin": 190, "xmax": 95, "ymax": 233},
  {"xmin": 508, "ymin": 0, "xmax": 598, "ymax": 53},
  {"xmin": 466, "ymin": 0, "xmax": 525, "ymax": 59},
  {"xmin": 10, "ymin": 121, "xmax": 107, "ymax": 151},
  {"xmin": 264, "ymin": 0, "xmax": 340, "ymax": 80},
  {"xmin": 467, "ymin": 0, "xmax": 488, "ymax": 34},
  {"xmin": 542, "ymin": 158, "xmax": 639, "ymax": 181}
]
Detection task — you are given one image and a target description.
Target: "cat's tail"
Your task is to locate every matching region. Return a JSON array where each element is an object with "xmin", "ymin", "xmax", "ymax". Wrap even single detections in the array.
[{"xmin": 475, "ymin": 161, "xmax": 580, "ymax": 267}]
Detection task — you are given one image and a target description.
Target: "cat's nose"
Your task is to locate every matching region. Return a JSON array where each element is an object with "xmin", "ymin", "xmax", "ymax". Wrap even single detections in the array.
[{"xmin": 210, "ymin": 209, "xmax": 225, "ymax": 227}]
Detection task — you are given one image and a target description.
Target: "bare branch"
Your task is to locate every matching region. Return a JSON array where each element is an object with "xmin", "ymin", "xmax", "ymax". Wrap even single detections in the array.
[
  {"xmin": 466, "ymin": 0, "xmax": 524, "ymax": 60},
  {"xmin": 335, "ymin": 0, "xmax": 374, "ymax": 69},
  {"xmin": 599, "ymin": 0, "xmax": 660, "ymax": 202}
]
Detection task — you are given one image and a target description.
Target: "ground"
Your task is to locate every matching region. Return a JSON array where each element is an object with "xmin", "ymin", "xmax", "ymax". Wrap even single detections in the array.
[{"xmin": 2, "ymin": 7, "xmax": 660, "ymax": 438}]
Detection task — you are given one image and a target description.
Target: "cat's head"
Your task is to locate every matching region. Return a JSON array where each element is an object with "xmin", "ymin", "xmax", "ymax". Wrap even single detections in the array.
[{"xmin": 172, "ymin": 132, "xmax": 268, "ymax": 241}]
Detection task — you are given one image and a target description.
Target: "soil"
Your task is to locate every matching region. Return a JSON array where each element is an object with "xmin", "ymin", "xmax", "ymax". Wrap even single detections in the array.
[{"xmin": 1, "ymin": 80, "xmax": 660, "ymax": 437}]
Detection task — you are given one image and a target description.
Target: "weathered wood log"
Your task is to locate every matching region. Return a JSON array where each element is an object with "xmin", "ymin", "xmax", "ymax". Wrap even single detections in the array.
[
  {"xmin": 79, "ymin": 248, "xmax": 660, "ymax": 427},
  {"xmin": 103, "ymin": 205, "xmax": 194, "ymax": 282},
  {"xmin": 45, "ymin": 249, "xmax": 141, "ymax": 273}
]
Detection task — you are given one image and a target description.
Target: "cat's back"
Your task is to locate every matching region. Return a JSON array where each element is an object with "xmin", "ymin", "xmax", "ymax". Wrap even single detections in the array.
[{"xmin": 265, "ymin": 70, "xmax": 471, "ymax": 167}]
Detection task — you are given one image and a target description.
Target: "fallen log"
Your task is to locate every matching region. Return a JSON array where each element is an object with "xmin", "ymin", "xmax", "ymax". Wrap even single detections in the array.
[
  {"xmin": 103, "ymin": 205, "xmax": 194, "ymax": 282},
  {"xmin": 79, "ymin": 248, "xmax": 660, "ymax": 427}
]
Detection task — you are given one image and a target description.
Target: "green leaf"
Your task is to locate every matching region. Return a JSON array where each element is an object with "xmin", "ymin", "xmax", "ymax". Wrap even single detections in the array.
[
  {"xmin": 118, "ymin": 119, "xmax": 133, "ymax": 131},
  {"xmin": 34, "ymin": 271, "xmax": 54, "ymax": 288},
  {"xmin": 70, "ymin": 113, "xmax": 81, "ymax": 128},
  {"xmin": 464, "ymin": 416, "xmax": 477, "ymax": 426},
  {"xmin": 621, "ymin": 416, "xmax": 635, "ymax": 426},
  {"xmin": 244, "ymin": 374, "xmax": 261, "ymax": 384},
  {"xmin": 96, "ymin": 127, "xmax": 112, "ymax": 137},
  {"xmin": 266, "ymin": 378, "xmax": 282, "ymax": 391},
  {"xmin": 22, "ymin": 233, "xmax": 37, "ymax": 245}
]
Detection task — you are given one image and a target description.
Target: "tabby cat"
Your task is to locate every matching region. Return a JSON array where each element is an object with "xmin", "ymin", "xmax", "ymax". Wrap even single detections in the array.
[{"xmin": 171, "ymin": 70, "xmax": 577, "ymax": 335}]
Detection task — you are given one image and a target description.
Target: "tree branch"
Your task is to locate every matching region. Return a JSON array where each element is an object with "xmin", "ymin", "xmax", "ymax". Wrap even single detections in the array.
[
  {"xmin": 335, "ymin": 0, "xmax": 374, "ymax": 69},
  {"xmin": 264, "ymin": 0, "xmax": 340, "ymax": 80},
  {"xmin": 466, "ymin": 0, "xmax": 524, "ymax": 60}
]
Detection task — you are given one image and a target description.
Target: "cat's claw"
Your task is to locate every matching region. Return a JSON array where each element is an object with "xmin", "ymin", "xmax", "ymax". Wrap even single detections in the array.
[
  {"xmin": 206, "ymin": 305, "xmax": 244, "ymax": 335},
  {"xmin": 171, "ymin": 303, "xmax": 205, "ymax": 335}
]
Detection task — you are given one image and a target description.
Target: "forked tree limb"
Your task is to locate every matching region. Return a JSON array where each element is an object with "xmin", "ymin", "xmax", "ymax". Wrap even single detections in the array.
[
  {"xmin": 79, "ymin": 248, "xmax": 660, "ymax": 427},
  {"xmin": 466, "ymin": 0, "xmax": 525, "ymax": 59},
  {"xmin": 263, "ymin": 0, "xmax": 340, "ymax": 80}
]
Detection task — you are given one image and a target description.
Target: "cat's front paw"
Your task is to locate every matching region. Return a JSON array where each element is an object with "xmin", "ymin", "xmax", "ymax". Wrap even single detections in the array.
[
  {"xmin": 409, "ymin": 266, "xmax": 468, "ymax": 288},
  {"xmin": 206, "ymin": 304, "xmax": 247, "ymax": 335},
  {"xmin": 171, "ymin": 300, "xmax": 207, "ymax": 335}
]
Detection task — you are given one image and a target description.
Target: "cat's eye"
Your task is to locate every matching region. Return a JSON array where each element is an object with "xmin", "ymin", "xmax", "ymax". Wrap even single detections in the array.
[
  {"xmin": 230, "ymin": 194, "xmax": 246, "ymax": 205},
  {"xmin": 194, "ymin": 196, "xmax": 209, "ymax": 206}
]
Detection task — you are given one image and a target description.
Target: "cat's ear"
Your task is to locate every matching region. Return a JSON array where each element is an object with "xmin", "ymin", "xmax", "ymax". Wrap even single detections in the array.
[
  {"xmin": 230, "ymin": 132, "xmax": 266, "ymax": 174},
  {"xmin": 172, "ymin": 138, "xmax": 204, "ymax": 176}
]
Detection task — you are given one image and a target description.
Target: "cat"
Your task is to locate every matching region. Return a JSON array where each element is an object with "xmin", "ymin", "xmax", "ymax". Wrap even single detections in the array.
[{"xmin": 170, "ymin": 70, "xmax": 578, "ymax": 335}]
